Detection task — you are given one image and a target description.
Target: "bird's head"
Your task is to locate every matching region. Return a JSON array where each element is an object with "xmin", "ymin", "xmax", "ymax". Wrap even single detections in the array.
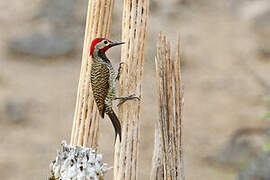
[{"xmin": 90, "ymin": 38, "xmax": 124, "ymax": 57}]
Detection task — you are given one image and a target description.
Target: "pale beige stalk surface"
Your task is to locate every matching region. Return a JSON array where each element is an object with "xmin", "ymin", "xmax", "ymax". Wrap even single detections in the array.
[
  {"xmin": 70, "ymin": 0, "xmax": 114, "ymax": 148},
  {"xmin": 151, "ymin": 34, "xmax": 184, "ymax": 180},
  {"xmin": 113, "ymin": 0, "xmax": 149, "ymax": 179}
]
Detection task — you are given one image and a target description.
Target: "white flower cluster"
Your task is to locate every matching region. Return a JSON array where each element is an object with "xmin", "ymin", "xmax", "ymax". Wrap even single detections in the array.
[{"xmin": 50, "ymin": 141, "xmax": 111, "ymax": 180}]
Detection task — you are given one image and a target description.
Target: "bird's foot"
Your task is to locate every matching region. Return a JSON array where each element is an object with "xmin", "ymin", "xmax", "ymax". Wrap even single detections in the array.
[
  {"xmin": 116, "ymin": 62, "xmax": 126, "ymax": 81},
  {"xmin": 114, "ymin": 94, "xmax": 140, "ymax": 106}
]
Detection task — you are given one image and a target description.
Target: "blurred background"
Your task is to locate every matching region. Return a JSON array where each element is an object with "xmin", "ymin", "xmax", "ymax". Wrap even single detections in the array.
[{"xmin": 0, "ymin": 0, "xmax": 270, "ymax": 179}]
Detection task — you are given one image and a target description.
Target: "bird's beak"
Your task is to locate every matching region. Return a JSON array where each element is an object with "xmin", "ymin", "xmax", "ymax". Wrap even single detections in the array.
[{"xmin": 109, "ymin": 41, "xmax": 125, "ymax": 48}]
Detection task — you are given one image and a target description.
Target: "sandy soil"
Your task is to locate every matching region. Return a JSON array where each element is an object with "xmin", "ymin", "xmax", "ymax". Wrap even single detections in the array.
[{"xmin": 0, "ymin": 0, "xmax": 269, "ymax": 180}]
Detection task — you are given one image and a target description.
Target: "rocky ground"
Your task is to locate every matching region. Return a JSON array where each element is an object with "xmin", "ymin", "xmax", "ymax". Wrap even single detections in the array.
[{"xmin": 0, "ymin": 0, "xmax": 270, "ymax": 180}]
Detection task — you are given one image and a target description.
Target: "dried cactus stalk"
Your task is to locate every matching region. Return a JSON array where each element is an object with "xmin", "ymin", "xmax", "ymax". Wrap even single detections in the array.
[
  {"xmin": 151, "ymin": 34, "xmax": 185, "ymax": 180},
  {"xmin": 70, "ymin": 0, "xmax": 115, "ymax": 148},
  {"xmin": 113, "ymin": 0, "xmax": 149, "ymax": 179},
  {"xmin": 150, "ymin": 123, "xmax": 164, "ymax": 180}
]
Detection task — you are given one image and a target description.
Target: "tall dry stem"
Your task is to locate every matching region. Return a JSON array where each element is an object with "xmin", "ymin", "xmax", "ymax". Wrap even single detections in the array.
[
  {"xmin": 113, "ymin": 0, "xmax": 149, "ymax": 179},
  {"xmin": 70, "ymin": 0, "xmax": 114, "ymax": 148},
  {"xmin": 49, "ymin": 1, "xmax": 115, "ymax": 179},
  {"xmin": 151, "ymin": 34, "xmax": 184, "ymax": 180}
]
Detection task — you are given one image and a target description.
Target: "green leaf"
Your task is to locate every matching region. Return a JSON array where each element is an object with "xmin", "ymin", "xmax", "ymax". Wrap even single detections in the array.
[
  {"xmin": 263, "ymin": 112, "xmax": 270, "ymax": 118},
  {"xmin": 264, "ymin": 96, "xmax": 270, "ymax": 102},
  {"xmin": 263, "ymin": 142, "xmax": 270, "ymax": 152}
]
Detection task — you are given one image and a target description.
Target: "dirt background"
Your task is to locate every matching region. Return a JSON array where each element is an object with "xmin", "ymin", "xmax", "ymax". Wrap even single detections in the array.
[{"xmin": 0, "ymin": 0, "xmax": 270, "ymax": 179}]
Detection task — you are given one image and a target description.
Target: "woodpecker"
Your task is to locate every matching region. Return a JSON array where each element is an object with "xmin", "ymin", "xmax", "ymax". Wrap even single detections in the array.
[{"xmin": 90, "ymin": 37, "xmax": 125, "ymax": 142}]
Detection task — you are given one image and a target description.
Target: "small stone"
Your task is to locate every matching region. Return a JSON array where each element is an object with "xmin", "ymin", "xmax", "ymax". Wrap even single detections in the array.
[
  {"xmin": 207, "ymin": 128, "xmax": 270, "ymax": 169},
  {"xmin": 252, "ymin": 10, "xmax": 270, "ymax": 58},
  {"xmin": 238, "ymin": 151, "xmax": 270, "ymax": 180},
  {"xmin": 8, "ymin": 32, "xmax": 77, "ymax": 58},
  {"xmin": 0, "ymin": 100, "xmax": 29, "ymax": 124}
]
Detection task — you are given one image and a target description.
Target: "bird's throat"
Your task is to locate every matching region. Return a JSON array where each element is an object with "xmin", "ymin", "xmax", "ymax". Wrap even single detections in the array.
[{"xmin": 93, "ymin": 50, "xmax": 110, "ymax": 64}]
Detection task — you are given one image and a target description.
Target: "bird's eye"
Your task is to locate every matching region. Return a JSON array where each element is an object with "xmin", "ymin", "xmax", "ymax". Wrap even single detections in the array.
[{"xmin": 104, "ymin": 40, "xmax": 108, "ymax": 44}]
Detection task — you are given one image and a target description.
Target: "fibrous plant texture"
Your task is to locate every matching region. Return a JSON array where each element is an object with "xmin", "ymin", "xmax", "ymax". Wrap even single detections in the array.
[
  {"xmin": 151, "ymin": 34, "xmax": 184, "ymax": 180},
  {"xmin": 71, "ymin": 0, "xmax": 115, "ymax": 148},
  {"xmin": 113, "ymin": 0, "xmax": 149, "ymax": 179}
]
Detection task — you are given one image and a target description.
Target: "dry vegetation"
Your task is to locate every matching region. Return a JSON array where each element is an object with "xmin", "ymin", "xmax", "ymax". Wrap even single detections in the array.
[
  {"xmin": 70, "ymin": 0, "xmax": 114, "ymax": 149},
  {"xmin": 0, "ymin": 0, "xmax": 269, "ymax": 180},
  {"xmin": 114, "ymin": 0, "xmax": 148, "ymax": 179},
  {"xmin": 151, "ymin": 34, "xmax": 184, "ymax": 180}
]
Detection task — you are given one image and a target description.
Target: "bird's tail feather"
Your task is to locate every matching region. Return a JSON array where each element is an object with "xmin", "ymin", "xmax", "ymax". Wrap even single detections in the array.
[{"xmin": 107, "ymin": 109, "xmax": 122, "ymax": 142}]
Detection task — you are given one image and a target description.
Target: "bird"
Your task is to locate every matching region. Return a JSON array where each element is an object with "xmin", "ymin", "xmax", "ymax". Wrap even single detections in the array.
[{"xmin": 90, "ymin": 37, "xmax": 138, "ymax": 142}]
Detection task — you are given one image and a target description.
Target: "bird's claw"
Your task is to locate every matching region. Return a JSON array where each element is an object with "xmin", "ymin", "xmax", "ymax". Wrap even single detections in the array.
[{"xmin": 115, "ymin": 94, "xmax": 140, "ymax": 107}]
